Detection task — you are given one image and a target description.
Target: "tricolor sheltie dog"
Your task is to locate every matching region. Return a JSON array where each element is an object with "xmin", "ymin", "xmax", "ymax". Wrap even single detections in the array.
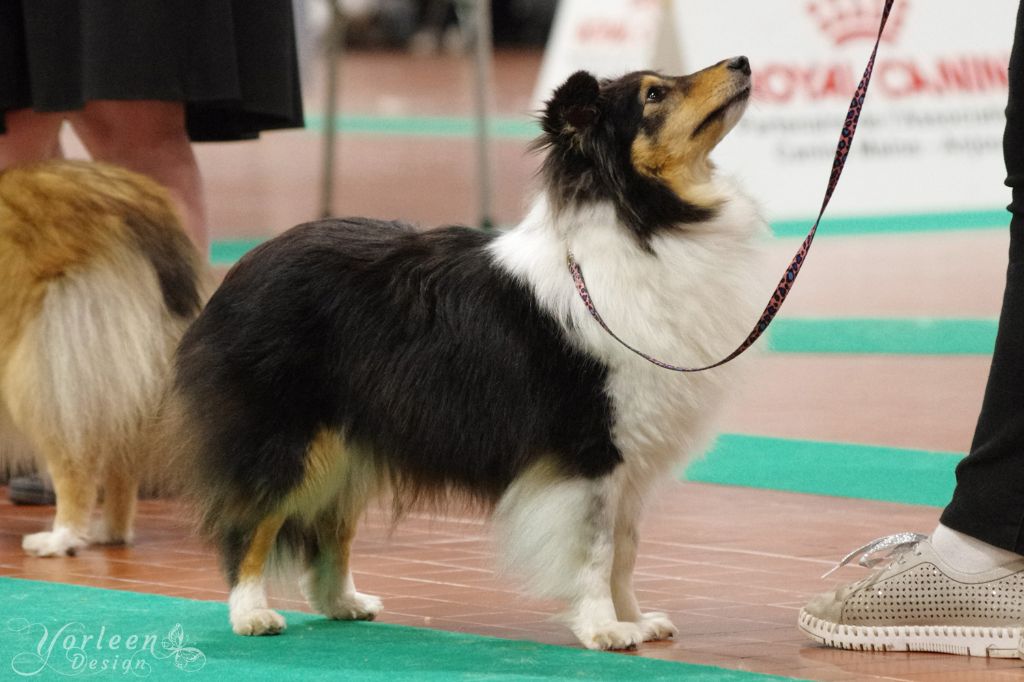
[
  {"xmin": 169, "ymin": 57, "xmax": 766, "ymax": 650},
  {"xmin": 0, "ymin": 161, "xmax": 203, "ymax": 557}
]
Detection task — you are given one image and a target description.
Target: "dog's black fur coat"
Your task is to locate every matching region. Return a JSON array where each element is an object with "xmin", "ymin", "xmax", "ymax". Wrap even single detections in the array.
[{"xmin": 175, "ymin": 219, "xmax": 621, "ymax": 527}]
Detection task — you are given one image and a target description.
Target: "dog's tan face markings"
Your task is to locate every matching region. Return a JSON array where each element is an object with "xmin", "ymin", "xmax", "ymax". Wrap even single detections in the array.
[{"xmin": 631, "ymin": 61, "xmax": 751, "ymax": 210}]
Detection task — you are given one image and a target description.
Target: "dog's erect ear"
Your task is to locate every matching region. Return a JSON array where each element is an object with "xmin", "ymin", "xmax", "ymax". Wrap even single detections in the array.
[{"xmin": 542, "ymin": 71, "xmax": 600, "ymax": 139}]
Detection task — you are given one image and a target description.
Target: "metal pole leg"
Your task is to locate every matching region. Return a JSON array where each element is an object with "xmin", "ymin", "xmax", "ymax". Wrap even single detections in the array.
[
  {"xmin": 319, "ymin": 0, "xmax": 346, "ymax": 219},
  {"xmin": 468, "ymin": 0, "xmax": 494, "ymax": 229}
]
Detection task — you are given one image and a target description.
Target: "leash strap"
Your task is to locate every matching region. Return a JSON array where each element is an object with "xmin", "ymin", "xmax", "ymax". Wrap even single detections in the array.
[{"xmin": 568, "ymin": 0, "xmax": 894, "ymax": 372}]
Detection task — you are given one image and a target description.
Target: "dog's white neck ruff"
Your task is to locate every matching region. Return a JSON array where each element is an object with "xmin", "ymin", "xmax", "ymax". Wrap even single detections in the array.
[
  {"xmin": 490, "ymin": 180, "xmax": 767, "ymax": 368},
  {"xmin": 489, "ymin": 178, "xmax": 768, "ymax": 474}
]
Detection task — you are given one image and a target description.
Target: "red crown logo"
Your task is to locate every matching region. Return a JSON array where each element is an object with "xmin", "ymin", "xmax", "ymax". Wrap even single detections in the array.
[{"xmin": 806, "ymin": 0, "xmax": 905, "ymax": 45}]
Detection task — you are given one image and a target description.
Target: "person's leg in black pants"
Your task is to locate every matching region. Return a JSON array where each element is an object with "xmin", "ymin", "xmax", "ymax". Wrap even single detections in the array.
[
  {"xmin": 940, "ymin": 0, "xmax": 1024, "ymax": 552},
  {"xmin": 798, "ymin": 2, "xmax": 1024, "ymax": 657}
]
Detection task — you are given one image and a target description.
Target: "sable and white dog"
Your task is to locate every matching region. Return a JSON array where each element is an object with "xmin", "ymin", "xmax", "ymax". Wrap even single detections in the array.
[
  {"xmin": 0, "ymin": 161, "xmax": 204, "ymax": 557},
  {"xmin": 167, "ymin": 57, "xmax": 766, "ymax": 650}
]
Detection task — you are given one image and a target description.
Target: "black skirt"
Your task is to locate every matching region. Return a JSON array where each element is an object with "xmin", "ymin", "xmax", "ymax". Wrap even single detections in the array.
[{"xmin": 0, "ymin": 0, "xmax": 304, "ymax": 141}]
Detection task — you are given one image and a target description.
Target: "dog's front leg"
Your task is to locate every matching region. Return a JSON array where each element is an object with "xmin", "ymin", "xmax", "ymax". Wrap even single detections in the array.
[
  {"xmin": 611, "ymin": 492, "xmax": 677, "ymax": 642},
  {"xmin": 565, "ymin": 475, "xmax": 645, "ymax": 650},
  {"xmin": 495, "ymin": 464, "xmax": 645, "ymax": 650}
]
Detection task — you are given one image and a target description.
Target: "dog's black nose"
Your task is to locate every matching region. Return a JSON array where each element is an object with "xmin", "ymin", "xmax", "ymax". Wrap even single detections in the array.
[{"xmin": 727, "ymin": 56, "xmax": 751, "ymax": 76}]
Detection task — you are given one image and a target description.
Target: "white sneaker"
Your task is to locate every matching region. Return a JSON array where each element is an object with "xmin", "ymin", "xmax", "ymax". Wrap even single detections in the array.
[{"xmin": 799, "ymin": 533, "xmax": 1024, "ymax": 658}]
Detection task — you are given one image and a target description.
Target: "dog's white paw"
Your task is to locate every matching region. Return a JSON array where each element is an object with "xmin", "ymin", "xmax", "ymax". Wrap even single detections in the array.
[
  {"xmin": 22, "ymin": 528, "xmax": 87, "ymax": 557},
  {"xmin": 231, "ymin": 609, "xmax": 286, "ymax": 636},
  {"xmin": 639, "ymin": 612, "xmax": 677, "ymax": 642},
  {"xmin": 89, "ymin": 518, "xmax": 133, "ymax": 545},
  {"xmin": 574, "ymin": 620, "xmax": 645, "ymax": 650},
  {"xmin": 323, "ymin": 592, "xmax": 383, "ymax": 621}
]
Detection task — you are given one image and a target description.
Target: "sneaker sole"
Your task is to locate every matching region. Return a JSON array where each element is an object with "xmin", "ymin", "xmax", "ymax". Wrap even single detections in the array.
[{"xmin": 798, "ymin": 609, "xmax": 1021, "ymax": 658}]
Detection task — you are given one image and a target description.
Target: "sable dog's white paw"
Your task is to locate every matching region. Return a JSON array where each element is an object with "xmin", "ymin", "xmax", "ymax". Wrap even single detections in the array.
[{"xmin": 22, "ymin": 528, "xmax": 87, "ymax": 557}]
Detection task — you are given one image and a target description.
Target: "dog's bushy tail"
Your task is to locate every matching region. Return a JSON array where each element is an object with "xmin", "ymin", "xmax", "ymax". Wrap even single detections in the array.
[{"xmin": 0, "ymin": 161, "xmax": 206, "ymax": 487}]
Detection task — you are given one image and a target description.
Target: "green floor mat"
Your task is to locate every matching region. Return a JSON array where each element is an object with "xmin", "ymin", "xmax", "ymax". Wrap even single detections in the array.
[
  {"xmin": 1, "ymin": 578, "xmax": 798, "ymax": 681},
  {"xmin": 687, "ymin": 434, "xmax": 961, "ymax": 507},
  {"xmin": 766, "ymin": 318, "xmax": 997, "ymax": 355}
]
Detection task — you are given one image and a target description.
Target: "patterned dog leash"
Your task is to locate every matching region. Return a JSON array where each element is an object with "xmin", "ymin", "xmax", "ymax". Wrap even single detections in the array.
[{"xmin": 568, "ymin": 0, "xmax": 895, "ymax": 372}]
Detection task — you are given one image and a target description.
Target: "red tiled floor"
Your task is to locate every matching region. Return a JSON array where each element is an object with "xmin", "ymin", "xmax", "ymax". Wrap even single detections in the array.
[{"xmin": 4, "ymin": 483, "xmax": 1024, "ymax": 681}]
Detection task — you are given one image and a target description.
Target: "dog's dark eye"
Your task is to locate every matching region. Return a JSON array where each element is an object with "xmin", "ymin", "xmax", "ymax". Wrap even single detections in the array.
[{"xmin": 645, "ymin": 86, "xmax": 667, "ymax": 104}]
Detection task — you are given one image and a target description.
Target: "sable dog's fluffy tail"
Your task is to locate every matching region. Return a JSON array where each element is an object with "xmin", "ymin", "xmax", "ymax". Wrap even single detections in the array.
[{"xmin": 0, "ymin": 161, "xmax": 205, "ymax": 499}]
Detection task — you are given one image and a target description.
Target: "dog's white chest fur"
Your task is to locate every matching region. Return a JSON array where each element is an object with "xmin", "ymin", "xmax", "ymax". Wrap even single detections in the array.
[{"xmin": 490, "ymin": 181, "xmax": 767, "ymax": 478}]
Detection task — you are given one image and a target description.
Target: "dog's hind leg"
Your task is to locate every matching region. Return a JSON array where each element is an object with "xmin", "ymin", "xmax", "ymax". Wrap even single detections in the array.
[
  {"xmin": 282, "ymin": 430, "xmax": 382, "ymax": 621},
  {"xmin": 22, "ymin": 455, "xmax": 96, "ymax": 557},
  {"xmin": 93, "ymin": 465, "xmax": 138, "ymax": 545},
  {"xmin": 300, "ymin": 512, "xmax": 382, "ymax": 621},
  {"xmin": 226, "ymin": 514, "xmax": 287, "ymax": 636},
  {"xmin": 611, "ymin": 492, "xmax": 676, "ymax": 642}
]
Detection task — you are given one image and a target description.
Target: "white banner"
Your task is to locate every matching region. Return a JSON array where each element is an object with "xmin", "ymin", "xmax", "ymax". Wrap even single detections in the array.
[
  {"xmin": 672, "ymin": 0, "xmax": 1016, "ymax": 221},
  {"xmin": 532, "ymin": 0, "xmax": 680, "ymax": 111}
]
